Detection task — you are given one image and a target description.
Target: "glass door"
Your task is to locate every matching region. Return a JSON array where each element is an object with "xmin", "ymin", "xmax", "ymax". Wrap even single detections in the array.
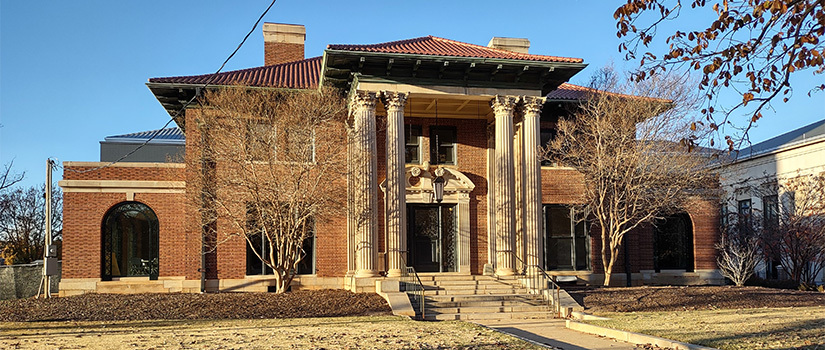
[{"xmin": 407, "ymin": 204, "xmax": 456, "ymax": 272}]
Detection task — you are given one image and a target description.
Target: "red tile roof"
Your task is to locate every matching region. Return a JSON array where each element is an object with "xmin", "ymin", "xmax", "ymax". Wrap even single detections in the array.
[
  {"xmin": 327, "ymin": 36, "xmax": 583, "ymax": 63},
  {"xmin": 545, "ymin": 82, "xmax": 671, "ymax": 103},
  {"xmin": 149, "ymin": 56, "xmax": 321, "ymax": 89},
  {"xmin": 545, "ymin": 83, "xmax": 591, "ymax": 100}
]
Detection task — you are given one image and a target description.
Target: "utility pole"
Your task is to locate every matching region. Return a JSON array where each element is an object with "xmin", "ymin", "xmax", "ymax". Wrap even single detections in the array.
[{"xmin": 41, "ymin": 159, "xmax": 54, "ymax": 298}]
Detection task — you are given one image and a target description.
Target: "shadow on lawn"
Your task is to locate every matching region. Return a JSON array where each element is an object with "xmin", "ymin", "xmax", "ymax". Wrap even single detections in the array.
[
  {"xmin": 571, "ymin": 286, "xmax": 825, "ymax": 313},
  {"xmin": 687, "ymin": 318, "xmax": 825, "ymax": 350},
  {"xmin": 1, "ymin": 316, "xmax": 407, "ymax": 337}
]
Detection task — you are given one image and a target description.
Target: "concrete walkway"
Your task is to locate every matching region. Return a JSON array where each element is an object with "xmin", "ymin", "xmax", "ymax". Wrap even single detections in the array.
[{"xmin": 474, "ymin": 319, "xmax": 641, "ymax": 350}]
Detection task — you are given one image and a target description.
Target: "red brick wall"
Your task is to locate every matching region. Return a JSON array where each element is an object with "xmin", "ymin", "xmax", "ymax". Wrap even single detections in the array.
[
  {"xmin": 62, "ymin": 165, "xmax": 190, "ymax": 279},
  {"xmin": 264, "ymin": 42, "xmax": 304, "ymax": 66},
  {"xmin": 539, "ymin": 167, "xmax": 720, "ymax": 275}
]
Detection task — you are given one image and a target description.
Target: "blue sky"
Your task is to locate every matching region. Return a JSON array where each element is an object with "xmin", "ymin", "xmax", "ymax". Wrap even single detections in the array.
[{"xmin": 1, "ymin": 0, "xmax": 822, "ymax": 188}]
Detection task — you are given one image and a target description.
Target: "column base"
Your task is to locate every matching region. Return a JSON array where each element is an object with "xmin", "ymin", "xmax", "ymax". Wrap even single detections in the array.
[
  {"xmin": 496, "ymin": 267, "xmax": 516, "ymax": 276},
  {"xmin": 386, "ymin": 269, "xmax": 402, "ymax": 278},
  {"xmin": 355, "ymin": 269, "xmax": 380, "ymax": 278}
]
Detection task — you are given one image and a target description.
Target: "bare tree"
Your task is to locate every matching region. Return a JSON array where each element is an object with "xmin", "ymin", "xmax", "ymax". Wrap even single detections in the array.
[
  {"xmin": 545, "ymin": 66, "xmax": 714, "ymax": 286},
  {"xmin": 763, "ymin": 174, "xmax": 825, "ymax": 287},
  {"xmin": 0, "ymin": 184, "xmax": 62, "ymax": 264},
  {"xmin": 0, "ymin": 161, "xmax": 24, "ymax": 192},
  {"xmin": 716, "ymin": 211, "xmax": 763, "ymax": 286},
  {"xmin": 191, "ymin": 86, "xmax": 348, "ymax": 293}
]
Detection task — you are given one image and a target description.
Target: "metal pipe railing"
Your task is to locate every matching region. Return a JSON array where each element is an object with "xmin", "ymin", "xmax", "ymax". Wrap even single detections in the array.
[
  {"xmin": 511, "ymin": 254, "xmax": 563, "ymax": 318},
  {"xmin": 399, "ymin": 255, "xmax": 426, "ymax": 320}
]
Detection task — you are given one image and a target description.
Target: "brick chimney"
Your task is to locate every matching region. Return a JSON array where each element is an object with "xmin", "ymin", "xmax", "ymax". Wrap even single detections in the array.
[
  {"xmin": 263, "ymin": 23, "xmax": 305, "ymax": 66},
  {"xmin": 487, "ymin": 37, "xmax": 530, "ymax": 54}
]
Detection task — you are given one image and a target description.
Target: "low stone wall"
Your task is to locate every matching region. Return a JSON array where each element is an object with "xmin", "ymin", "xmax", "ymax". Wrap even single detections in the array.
[{"xmin": 0, "ymin": 261, "xmax": 61, "ymax": 300}]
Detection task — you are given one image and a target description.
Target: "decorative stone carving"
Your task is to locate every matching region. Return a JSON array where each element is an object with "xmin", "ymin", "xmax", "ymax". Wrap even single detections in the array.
[{"xmin": 410, "ymin": 166, "xmax": 421, "ymax": 177}]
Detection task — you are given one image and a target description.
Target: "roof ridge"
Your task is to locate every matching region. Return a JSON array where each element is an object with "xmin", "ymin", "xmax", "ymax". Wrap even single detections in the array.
[
  {"xmin": 428, "ymin": 36, "xmax": 583, "ymax": 62},
  {"xmin": 327, "ymin": 36, "xmax": 432, "ymax": 49}
]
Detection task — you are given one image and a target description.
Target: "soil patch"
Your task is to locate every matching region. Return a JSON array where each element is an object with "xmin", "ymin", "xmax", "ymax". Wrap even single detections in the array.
[
  {"xmin": 569, "ymin": 285, "xmax": 825, "ymax": 314},
  {"xmin": 0, "ymin": 289, "xmax": 391, "ymax": 322}
]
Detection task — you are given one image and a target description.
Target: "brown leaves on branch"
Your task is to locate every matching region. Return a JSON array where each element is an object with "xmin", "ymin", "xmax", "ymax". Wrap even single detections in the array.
[{"xmin": 614, "ymin": 0, "xmax": 824, "ymax": 146}]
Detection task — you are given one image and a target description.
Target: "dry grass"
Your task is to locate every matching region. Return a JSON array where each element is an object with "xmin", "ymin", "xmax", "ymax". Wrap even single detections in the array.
[
  {"xmin": 588, "ymin": 306, "xmax": 825, "ymax": 350},
  {"xmin": 0, "ymin": 316, "xmax": 544, "ymax": 350}
]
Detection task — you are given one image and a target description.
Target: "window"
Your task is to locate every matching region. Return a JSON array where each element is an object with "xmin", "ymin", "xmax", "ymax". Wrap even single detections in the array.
[
  {"xmin": 738, "ymin": 199, "xmax": 752, "ymax": 218},
  {"xmin": 101, "ymin": 202, "xmax": 159, "ymax": 280},
  {"xmin": 653, "ymin": 213, "xmax": 694, "ymax": 271},
  {"xmin": 245, "ymin": 204, "xmax": 315, "ymax": 276},
  {"xmin": 763, "ymin": 195, "xmax": 778, "ymax": 229},
  {"xmin": 281, "ymin": 128, "xmax": 315, "ymax": 163},
  {"xmin": 405, "ymin": 125, "xmax": 422, "ymax": 164},
  {"xmin": 540, "ymin": 128, "xmax": 557, "ymax": 166},
  {"xmin": 245, "ymin": 122, "xmax": 314, "ymax": 163},
  {"xmin": 429, "ymin": 126, "xmax": 457, "ymax": 165},
  {"xmin": 544, "ymin": 205, "xmax": 589, "ymax": 270}
]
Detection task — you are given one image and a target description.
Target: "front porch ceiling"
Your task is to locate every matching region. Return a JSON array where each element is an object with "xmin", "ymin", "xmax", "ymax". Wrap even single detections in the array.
[{"xmin": 375, "ymin": 95, "xmax": 495, "ymax": 120}]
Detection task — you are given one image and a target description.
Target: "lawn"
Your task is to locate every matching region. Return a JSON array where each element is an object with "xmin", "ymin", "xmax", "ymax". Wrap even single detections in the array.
[
  {"xmin": 0, "ymin": 316, "xmax": 545, "ymax": 350},
  {"xmin": 586, "ymin": 306, "xmax": 825, "ymax": 350}
]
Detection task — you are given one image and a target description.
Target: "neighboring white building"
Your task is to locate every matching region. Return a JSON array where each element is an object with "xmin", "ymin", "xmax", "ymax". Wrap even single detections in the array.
[{"xmin": 719, "ymin": 119, "xmax": 825, "ymax": 284}]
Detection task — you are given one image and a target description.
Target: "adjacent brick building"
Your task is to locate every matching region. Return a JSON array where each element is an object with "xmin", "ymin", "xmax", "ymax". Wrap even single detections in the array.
[{"xmin": 59, "ymin": 23, "xmax": 722, "ymax": 296}]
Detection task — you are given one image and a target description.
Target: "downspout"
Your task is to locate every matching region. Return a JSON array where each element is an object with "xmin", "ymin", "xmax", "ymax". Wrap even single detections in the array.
[{"xmin": 624, "ymin": 237, "xmax": 631, "ymax": 287}]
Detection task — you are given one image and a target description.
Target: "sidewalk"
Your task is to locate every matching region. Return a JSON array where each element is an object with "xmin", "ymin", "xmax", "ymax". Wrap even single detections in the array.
[{"xmin": 474, "ymin": 319, "xmax": 640, "ymax": 350}]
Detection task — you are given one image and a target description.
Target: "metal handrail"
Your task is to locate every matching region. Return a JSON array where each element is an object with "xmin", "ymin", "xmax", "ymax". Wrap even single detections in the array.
[
  {"xmin": 510, "ymin": 254, "xmax": 564, "ymax": 318},
  {"xmin": 399, "ymin": 255, "xmax": 426, "ymax": 320}
]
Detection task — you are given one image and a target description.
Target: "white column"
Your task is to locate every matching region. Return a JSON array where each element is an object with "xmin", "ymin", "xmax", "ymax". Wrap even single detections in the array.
[
  {"xmin": 351, "ymin": 91, "xmax": 380, "ymax": 278},
  {"xmin": 522, "ymin": 96, "xmax": 545, "ymax": 272},
  {"xmin": 514, "ymin": 119, "xmax": 526, "ymax": 273},
  {"xmin": 382, "ymin": 91, "xmax": 407, "ymax": 277},
  {"xmin": 492, "ymin": 95, "xmax": 518, "ymax": 276}
]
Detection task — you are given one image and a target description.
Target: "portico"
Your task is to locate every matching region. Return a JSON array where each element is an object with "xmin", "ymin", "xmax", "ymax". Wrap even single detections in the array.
[{"xmin": 345, "ymin": 86, "xmax": 550, "ymax": 279}]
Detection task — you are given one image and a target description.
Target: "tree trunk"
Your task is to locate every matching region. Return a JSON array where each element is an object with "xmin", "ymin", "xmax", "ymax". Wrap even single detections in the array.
[{"xmin": 600, "ymin": 226, "xmax": 612, "ymax": 286}]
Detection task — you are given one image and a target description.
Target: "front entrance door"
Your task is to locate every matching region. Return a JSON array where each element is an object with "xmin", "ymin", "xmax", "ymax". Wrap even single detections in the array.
[{"xmin": 407, "ymin": 204, "xmax": 456, "ymax": 272}]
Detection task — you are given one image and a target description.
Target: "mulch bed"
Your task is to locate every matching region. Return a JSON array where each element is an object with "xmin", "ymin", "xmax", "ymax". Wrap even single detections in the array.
[
  {"xmin": 0, "ymin": 289, "xmax": 391, "ymax": 322},
  {"xmin": 569, "ymin": 285, "xmax": 825, "ymax": 314}
]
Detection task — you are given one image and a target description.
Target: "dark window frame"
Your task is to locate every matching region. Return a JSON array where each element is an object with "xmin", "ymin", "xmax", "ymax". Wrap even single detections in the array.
[
  {"xmin": 543, "ymin": 204, "xmax": 589, "ymax": 271},
  {"xmin": 540, "ymin": 128, "xmax": 557, "ymax": 166},
  {"xmin": 101, "ymin": 202, "xmax": 159, "ymax": 281},
  {"xmin": 405, "ymin": 124, "xmax": 422, "ymax": 164},
  {"xmin": 245, "ymin": 204, "xmax": 316, "ymax": 276},
  {"xmin": 429, "ymin": 125, "xmax": 457, "ymax": 165}
]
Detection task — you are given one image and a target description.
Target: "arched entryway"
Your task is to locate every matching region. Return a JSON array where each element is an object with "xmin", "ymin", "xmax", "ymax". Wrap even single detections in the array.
[
  {"xmin": 101, "ymin": 202, "xmax": 159, "ymax": 280},
  {"xmin": 653, "ymin": 213, "xmax": 694, "ymax": 272}
]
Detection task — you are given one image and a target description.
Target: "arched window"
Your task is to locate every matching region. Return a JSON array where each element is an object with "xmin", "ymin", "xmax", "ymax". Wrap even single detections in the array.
[
  {"xmin": 653, "ymin": 213, "xmax": 694, "ymax": 272},
  {"xmin": 101, "ymin": 202, "xmax": 159, "ymax": 280}
]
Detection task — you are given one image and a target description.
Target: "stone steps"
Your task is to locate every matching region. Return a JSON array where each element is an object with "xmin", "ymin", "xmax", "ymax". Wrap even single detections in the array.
[
  {"xmin": 413, "ymin": 275, "xmax": 557, "ymax": 321},
  {"xmin": 422, "ymin": 288, "xmax": 529, "ymax": 296},
  {"xmin": 423, "ymin": 310, "xmax": 556, "ymax": 321}
]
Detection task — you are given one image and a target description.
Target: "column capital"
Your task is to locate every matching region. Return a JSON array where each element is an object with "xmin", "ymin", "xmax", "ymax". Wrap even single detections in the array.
[
  {"xmin": 351, "ymin": 91, "xmax": 378, "ymax": 111},
  {"xmin": 491, "ymin": 95, "xmax": 519, "ymax": 117},
  {"xmin": 381, "ymin": 91, "xmax": 408, "ymax": 111},
  {"xmin": 521, "ymin": 96, "xmax": 545, "ymax": 115}
]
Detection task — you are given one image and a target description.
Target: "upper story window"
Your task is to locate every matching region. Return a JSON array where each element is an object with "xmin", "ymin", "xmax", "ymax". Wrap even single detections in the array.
[
  {"xmin": 430, "ymin": 126, "xmax": 457, "ymax": 165},
  {"xmin": 540, "ymin": 128, "xmax": 557, "ymax": 166},
  {"xmin": 763, "ymin": 195, "xmax": 778, "ymax": 228},
  {"xmin": 405, "ymin": 125, "xmax": 422, "ymax": 164},
  {"xmin": 738, "ymin": 199, "xmax": 752, "ymax": 218},
  {"xmin": 245, "ymin": 122, "xmax": 314, "ymax": 163}
]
